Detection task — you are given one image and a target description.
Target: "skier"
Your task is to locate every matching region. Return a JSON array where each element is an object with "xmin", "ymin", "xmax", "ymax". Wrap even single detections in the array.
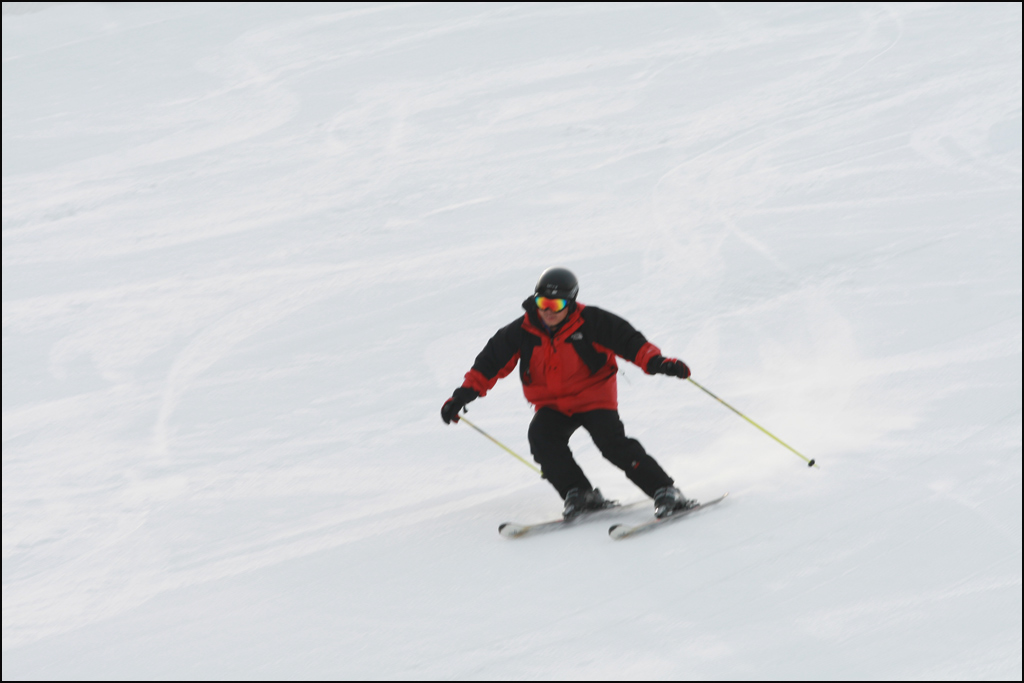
[{"xmin": 441, "ymin": 267, "xmax": 696, "ymax": 520}]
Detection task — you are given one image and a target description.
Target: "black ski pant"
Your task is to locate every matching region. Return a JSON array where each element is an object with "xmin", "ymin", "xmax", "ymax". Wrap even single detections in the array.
[{"xmin": 528, "ymin": 407, "xmax": 675, "ymax": 500}]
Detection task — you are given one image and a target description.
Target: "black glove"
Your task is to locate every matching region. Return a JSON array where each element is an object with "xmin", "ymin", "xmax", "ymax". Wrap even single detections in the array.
[
  {"xmin": 441, "ymin": 387, "xmax": 479, "ymax": 424},
  {"xmin": 646, "ymin": 355, "xmax": 691, "ymax": 379}
]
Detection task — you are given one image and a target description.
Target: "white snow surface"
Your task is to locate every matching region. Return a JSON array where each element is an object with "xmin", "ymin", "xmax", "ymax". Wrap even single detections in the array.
[{"xmin": 2, "ymin": 2, "xmax": 1021, "ymax": 679}]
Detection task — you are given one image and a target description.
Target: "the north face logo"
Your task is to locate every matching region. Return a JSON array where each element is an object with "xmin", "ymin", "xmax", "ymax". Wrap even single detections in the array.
[{"xmin": 569, "ymin": 332, "xmax": 583, "ymax": 341}]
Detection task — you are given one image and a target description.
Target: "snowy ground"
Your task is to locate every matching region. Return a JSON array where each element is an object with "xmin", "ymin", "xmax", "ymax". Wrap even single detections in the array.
[{"xmin": 3, "ymin": 2, "xmax": 1021, "ymax": 679}]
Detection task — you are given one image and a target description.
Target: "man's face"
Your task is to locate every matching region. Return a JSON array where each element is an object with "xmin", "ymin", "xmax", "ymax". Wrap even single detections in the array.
[{"xmin": 537, "ymin": 304, "xmax": 569, "ymax": 328}]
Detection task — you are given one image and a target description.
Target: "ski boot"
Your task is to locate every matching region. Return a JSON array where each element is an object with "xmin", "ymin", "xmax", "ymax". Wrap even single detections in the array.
[
  {"xmin": 653, "ymin": 486, "xmax": 696, "ymax": 518},
  {"xmin": 563, "ymin": 487, "xmax": 609, "ymax": 520}
]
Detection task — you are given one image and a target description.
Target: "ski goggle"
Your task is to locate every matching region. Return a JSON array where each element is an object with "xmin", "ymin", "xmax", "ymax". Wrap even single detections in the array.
[{"xmin": 535, "ymin": 296, "xmax": 568, "ymax": 312}]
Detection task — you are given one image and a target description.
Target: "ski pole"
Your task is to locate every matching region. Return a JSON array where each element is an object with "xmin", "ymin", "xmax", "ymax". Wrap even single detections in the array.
[
  {"xmin": 688, "ymin": 378, "xmax": 817, "ymax": 468},
  {"xmin": 458, "ymin": 415, "xmax": 542, "ymax": 475}
]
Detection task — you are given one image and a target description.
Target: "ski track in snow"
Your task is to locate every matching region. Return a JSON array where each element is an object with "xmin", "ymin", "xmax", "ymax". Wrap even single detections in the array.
[{"xmin": 2, "ymin": 2, "xmax": 1021, "ymax": 678}]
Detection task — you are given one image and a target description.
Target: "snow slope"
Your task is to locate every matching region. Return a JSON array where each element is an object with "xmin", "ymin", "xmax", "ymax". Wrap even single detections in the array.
[{"xmin": 3, "ymin": 2, "xmax": 1021, "ymax": 678}]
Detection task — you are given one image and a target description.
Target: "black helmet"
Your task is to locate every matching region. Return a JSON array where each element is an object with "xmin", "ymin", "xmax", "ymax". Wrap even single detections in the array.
[{"xmin": 535, "ymin": 267, "xmax": 579, "ymax": 301}]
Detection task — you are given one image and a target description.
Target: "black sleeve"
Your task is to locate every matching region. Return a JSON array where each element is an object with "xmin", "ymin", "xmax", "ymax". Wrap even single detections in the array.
[
  {"xmin": 471, "ymin": 318, "xmax": 524, "ymax": 379},
  {"xmin": 580, "ymin": 306, "xmax": 651, "ymax": 362}
]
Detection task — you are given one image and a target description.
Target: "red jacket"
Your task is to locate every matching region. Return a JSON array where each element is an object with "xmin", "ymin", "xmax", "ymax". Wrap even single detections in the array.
[{"xmin": 461, "ymin": 300, "xmax": 662, "ymax": 415}]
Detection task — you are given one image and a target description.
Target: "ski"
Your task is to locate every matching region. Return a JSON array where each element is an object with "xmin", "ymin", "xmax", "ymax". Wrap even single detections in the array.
[
  {"xmin": 499, "ymin": 500, "xmax": 644, "ymax": 538},
  {"xmin": 608, "ymin": 493, "xmax": 729, "ymax": 540}
]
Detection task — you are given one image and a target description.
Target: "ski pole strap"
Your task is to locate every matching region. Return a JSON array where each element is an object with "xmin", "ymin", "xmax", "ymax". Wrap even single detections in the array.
[
  {"xmin": 458, "ymin": 416, "xmax": 543, "ymax": 474},
  {"xmin": 688, "ymin": 378, "xmax": 818, "ymax": 468}
]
